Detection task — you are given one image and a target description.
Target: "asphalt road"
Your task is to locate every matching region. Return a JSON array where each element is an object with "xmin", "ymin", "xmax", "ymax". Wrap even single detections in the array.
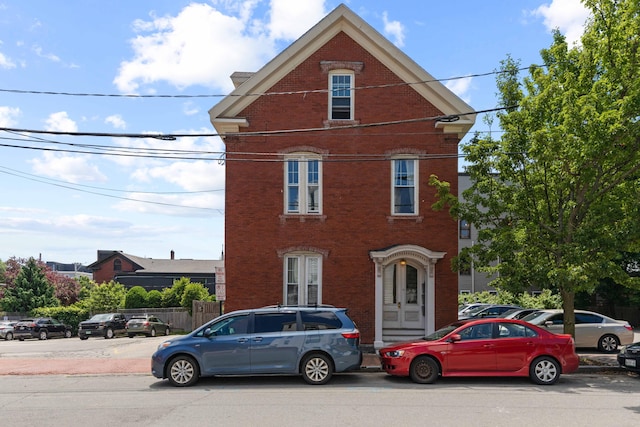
[{"xmin": 1, "ymin": 371, "xmax": 640, "ymax": 427}]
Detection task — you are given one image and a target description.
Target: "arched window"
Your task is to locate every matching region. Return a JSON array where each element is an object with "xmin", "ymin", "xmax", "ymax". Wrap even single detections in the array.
[{"xmin": 113, "ymin": 259, "xmax": 122, "ymax": 271}]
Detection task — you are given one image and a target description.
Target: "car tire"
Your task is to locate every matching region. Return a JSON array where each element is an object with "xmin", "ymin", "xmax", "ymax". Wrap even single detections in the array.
[
  {"xmin": 301, "ymin": 353, "xmax": 333, "ymax": 385},
  {"xmin": 164, "ymin": 328, "xmax": 170, "ymax": 336},
  {"xmin": 18, "ymin": 337, "xmax": 24, "ymax": 341},
  {"xmin": 80, "ymin": 335, "xmax": 88, "ymax": 340},
  {"xmin": 168, "ymin": 356, "xmax": 200, "ymax": 387},
  {"xmin": 105, "ymin": 328, "xmax": 114, "ymax": 339},
  {"xmin": 598, "ymin": 334, "xmax": 620, "ymax": 353},
  {"xmin": 5, "ymin": 332, "xmax": 13, "ymax": 341},
  {"xmin": 150, "ymin": 328, "xmax": 156, "ymax": 337},
  {"xmin": 530, "ymin": 356, "xmax": 560, "ymax": 385},
  {"xmin": 39, "ymin": 330, "xmax": 48, "ymax": 340},
  {"xmin": 409, "ymin": 356, "xmax": 439, "ymax": 384},
  {"xmin": 128, "ymin": 334, "xmax": 134, "ymax": 338},
  {"xmin": 64, "ymin": 330, "xmax": 72, "ymax": 338}
]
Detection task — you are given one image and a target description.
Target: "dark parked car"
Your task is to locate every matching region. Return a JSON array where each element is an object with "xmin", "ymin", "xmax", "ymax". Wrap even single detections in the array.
[
  {"xmin": 498, "ymin": 308, "xmax": 540, "ymax": 320},
  {"xmin": 458, "ymin": 305, "xmax": 522, "ymax": 320},
  {"xmin": 14, "ymin": 317, "xmax": 73, "ymax": 341},
  {"xmin": 0, "ymin": 321, "xmax": 17, "ymax": 341},
  {"xmin": 151, "ymin": 306, "xmax": 362, "ymax": 387},
  {"xmin": 126, "ymin": 315, "xmax": 170, "ymax": 338},
  {"xmin": 617, "ymin": 342, "xmax": 640, "ymax": 373},
  {"xmin": 78, "ymin": 313, "xmax": 128, "ymax": 339},
  {"xmin": 379, "ymin": 318, "xmax": 579, "ymax": 385}
]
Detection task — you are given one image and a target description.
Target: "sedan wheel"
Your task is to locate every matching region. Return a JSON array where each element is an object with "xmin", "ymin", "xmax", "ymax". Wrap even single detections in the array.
[
  {"xmin": 301, "ymin": 353, "xmax": 332, "ymax": 385},
  {"xmin": 409, "ymin": 356, "xmax": 439, "ymax": 384},
  {"xmin": 530, "ymin": 356, "xmax": 560, "ymax": 385},
  {"xmin": 150, "ymin": 328, "xmax": 156, "ymax": 337},
  {"xmin": 39, "ymin": 330, "xmax": 48, "ymax": 340},
  {"xmin": 64, "ymin": 330, "xmax": 72, "ymax": 338},
  {"xmin": 5, "ymin": 332, "xmax": 13, "ymax": 341},
  {"xmin": 598, "ymin": 334, "xmax": 619, "ymax": 353},
  {"xmin": 168, "ymin": 356, "xmax": 199, "ymax": 387}
]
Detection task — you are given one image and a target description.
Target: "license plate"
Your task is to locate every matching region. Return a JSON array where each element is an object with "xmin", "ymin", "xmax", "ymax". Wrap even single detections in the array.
[
  {"xmin": 625, "ymin": 359, "xmax": 636, "ymax": 367},
  {"xmin": 86, "ymin": 331, "xmax": 91, "ymax": 335}
]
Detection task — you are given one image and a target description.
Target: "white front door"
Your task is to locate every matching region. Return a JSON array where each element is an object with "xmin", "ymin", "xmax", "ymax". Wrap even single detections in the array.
[{"xmin": 382, "ymin": 262, "xmax": 423, "ymax": 329}]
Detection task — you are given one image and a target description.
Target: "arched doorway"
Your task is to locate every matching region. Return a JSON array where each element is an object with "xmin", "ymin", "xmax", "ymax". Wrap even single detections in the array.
[{"xmin": 370, "ymin": 245, "xmax": 446, "ymax": 348}]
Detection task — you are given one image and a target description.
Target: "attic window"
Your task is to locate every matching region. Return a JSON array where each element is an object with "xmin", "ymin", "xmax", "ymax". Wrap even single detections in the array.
[
  {"xmin": 113, "ymin": 259, "xmax": 122, "ymax": 271},
  {"xmin": 329, "ymin": 71, "xmax": 353, "ymax": 120}
]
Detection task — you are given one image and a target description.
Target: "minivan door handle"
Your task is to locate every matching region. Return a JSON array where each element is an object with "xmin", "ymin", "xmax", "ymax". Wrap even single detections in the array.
[
  {"xmin": 237, "ymin": 337, "xmax": 249, "ymax": 343},
  {"xmin": 252, "ymin": 337, "xmax": 263, "ymax": 342}
]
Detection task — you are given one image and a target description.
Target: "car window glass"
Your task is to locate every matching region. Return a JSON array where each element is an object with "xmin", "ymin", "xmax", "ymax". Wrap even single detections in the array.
[
  {"xmin": 497, "ymin": 323, "xmax": 532, "ymax": 338},
  {"xmin": 210, "ymin": 314, "xmax": 250, "ymax": 336},
  {"xmin": 254, "ymin": 313, "xmax": 298, "ymax": 333},
  {"xmin": 301, "ymin": 311, "xmax": 342, "ymax": 330},
  {"xmin": 575, "ymin": 313, "xmax": 602, "ymax": 324},
  {"xmin": 548, "ymin": 314, "xmax": 563, "ymax": 325},
  {"xmin": 458, "ymin": 323, "xmax": 493, "ymax": 340}
]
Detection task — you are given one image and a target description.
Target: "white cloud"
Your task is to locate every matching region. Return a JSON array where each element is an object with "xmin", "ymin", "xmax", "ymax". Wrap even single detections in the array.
[
  {"xmin": 44, "ymin": 111, "xmax": 78, "ymax": 132},
  {"xmin": 30, "ymin": 152, "xmax": 107, "ymax": 184},
  {"xmin": 0, "ymin": 106, "xmax": 21, "ymax": 126},
  {"xmin": 532, "ymin": 0, "xmax": 590, "ymax": 46},
  {"xmin": 0, "ymin": 51, "xmax": 16, "ymax": 68},
  {"xmin": 32, "ymin": 44, "xmax": 61, "ymax": 62},
  {"xmin": 382, "ymin": 11, "xmax": 405, "ymax": 47},
  {"xmin": 182, "ymin": 101, "xmax": 199, "ymax": 116},
  {"xmin": 268, "ymin": 0, "xmax": 325, "ymax": 40},
  {"xmin": 445, "ymin": 76, "xmax": 472, "ymax": 104},
  {"xmin": 105, "ymin": 114, "xmax": 126, "ymax": 129},
  {"xmin": 113, "ymin": 1, "xmax": 326, "ymax": 93}
]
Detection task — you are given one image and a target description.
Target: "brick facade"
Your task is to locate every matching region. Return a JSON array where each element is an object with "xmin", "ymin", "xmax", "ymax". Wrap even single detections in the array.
[{"xmin": 211, "ymin": 5, "xmax": 473, "ymax": 346}]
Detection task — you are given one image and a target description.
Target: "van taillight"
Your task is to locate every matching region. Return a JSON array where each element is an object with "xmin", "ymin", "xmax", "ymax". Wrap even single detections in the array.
[{"xmin": 342, "ymin": 331, "xmax": 360, "ymax": 339}]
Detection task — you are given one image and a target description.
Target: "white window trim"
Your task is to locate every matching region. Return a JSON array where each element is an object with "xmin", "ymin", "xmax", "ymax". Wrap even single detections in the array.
[
  {"xmin": 328, "ymin": 70, "xmax": 354, "ymax": 121},
  {"xmin": 283, "ymin": 253, "xmax": 323, "ymax": 305},
  {"xmin": 391, "ymin": 157, "xmax": 419, "ymax": 216},
  {"xmin": 284, "ymin": 153, "xmax": 322, "ymax": 215}
]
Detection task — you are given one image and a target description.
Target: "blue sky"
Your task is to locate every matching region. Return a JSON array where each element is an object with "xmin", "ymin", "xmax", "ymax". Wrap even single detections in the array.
[{"xmin": 0, "ymin": 0, "xmax": 590, "ymax": 265}]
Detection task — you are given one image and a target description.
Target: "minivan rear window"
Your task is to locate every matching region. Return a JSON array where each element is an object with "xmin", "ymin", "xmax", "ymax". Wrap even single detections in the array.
[
  {"xmin": 254, "ymin": 312, "xmax": 298, "ymax": 333},
  {"xmin": 301, "ymin": 311, "xmax": 342, "ymax": 330}
]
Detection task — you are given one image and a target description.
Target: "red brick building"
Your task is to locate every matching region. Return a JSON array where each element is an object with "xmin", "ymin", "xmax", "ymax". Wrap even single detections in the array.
[{"xmin": 209, "ymin": 4, "xmax": 475, "ymax": 348}]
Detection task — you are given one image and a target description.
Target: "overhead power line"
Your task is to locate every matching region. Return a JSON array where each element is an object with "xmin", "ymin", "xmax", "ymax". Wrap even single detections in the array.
[{"xmin": 0, "ymin": 64, "xmax": 548, "ymax": 99}]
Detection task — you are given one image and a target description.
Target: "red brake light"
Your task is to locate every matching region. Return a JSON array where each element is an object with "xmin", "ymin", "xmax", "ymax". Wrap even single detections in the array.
[
  {"xmin": 624, "ymin": 324, "xmax": 633, "ymax": 331},
  {"xmin": 342, "ymin": 331, "xmax": 360, "ymax": 339},
  {"xmin": 144, "ymin": 321, "xmax": 150, "ymax": 326}
]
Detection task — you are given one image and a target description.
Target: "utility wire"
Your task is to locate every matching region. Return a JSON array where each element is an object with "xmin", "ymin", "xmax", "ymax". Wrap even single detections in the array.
[{"xmin": 0, "ymin": 64, "xmax": 548, "ymax": 99}]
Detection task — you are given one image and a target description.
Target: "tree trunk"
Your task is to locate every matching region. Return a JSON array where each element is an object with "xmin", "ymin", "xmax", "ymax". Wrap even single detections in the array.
[{"xmin": 561, "ymin": 288, "xmax": 575, "ymax": 337}]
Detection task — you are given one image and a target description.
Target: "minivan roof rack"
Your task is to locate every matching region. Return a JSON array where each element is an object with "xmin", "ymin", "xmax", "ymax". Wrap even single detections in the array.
[{"xmin": 260, "ymin": 303, "xmax": 336, "ymax": 309}]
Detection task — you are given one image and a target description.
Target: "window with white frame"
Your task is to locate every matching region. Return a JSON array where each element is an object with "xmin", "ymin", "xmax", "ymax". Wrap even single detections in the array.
[
  {"xmin": 285, "ymin": 254, "xmax": 322, "ymax": 305},
  {"xmin": 329, "ymin": 72, "xmax": 353, "ymax": 120},
  {"xmin": 285, "ymin": 154, "xmax": 321, "ymax": 214},
  {"xmin": 392, "ymin": 158, "xmax": 417, "ymax": 215}
]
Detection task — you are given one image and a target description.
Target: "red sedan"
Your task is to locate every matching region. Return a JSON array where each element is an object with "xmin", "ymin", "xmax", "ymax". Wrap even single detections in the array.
[{"xmin": 379, "ymin": 318, "xmax": 579, "ymax": 385}]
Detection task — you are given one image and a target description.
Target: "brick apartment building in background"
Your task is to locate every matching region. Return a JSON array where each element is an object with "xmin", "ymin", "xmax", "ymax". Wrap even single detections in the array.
[{"xmin": 209, "ymin": 4, "xmax": 475, "ymax": 348}]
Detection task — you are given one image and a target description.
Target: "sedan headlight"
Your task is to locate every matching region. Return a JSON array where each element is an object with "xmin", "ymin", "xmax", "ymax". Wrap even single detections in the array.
[{"xmin": 383, "ymin": 350, "xmax": 405, "ymax": 358}]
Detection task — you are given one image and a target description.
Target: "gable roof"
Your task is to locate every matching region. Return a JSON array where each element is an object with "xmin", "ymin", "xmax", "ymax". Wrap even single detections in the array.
[
  {"xmin": 209, "ymin": 3, "xmax": 475, "ymax": 137},
  {"xmin": 88, "ymin": 251, "xmax": 222, "ymax": 274}
]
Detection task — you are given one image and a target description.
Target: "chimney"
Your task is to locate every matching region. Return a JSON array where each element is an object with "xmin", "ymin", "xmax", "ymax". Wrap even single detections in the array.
[{"xmin": 170, "ymin": 250, "xmax": 175, "ymax": 260}]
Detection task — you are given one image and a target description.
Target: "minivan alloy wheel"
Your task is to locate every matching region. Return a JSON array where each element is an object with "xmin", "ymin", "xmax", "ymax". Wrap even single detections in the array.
[
  {"xmin": 168, "ymin": 356, "xmax": 199, "ymax": 387},
  {"xmin": 302, "ymin": 354, "xmax": 332, "ymax": 385}
]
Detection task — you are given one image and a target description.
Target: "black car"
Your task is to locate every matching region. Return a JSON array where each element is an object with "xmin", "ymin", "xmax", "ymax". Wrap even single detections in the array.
[
  {"xmin": 14, "ymin": 317, "xmax": 73, "ymax": 341},
  {"xmin": 78, "ymin": 313, "xmax": 128, "ymax": 339},
  {"xmin": 617, "ymin": 341, "xmax": 640, "ymax": 373}
]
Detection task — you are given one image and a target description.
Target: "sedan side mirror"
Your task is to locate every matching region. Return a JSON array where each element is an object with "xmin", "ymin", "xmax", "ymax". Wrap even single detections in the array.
[{"xmin": 448, "ymin": 334, "xmax": 461, "ymax": 343}]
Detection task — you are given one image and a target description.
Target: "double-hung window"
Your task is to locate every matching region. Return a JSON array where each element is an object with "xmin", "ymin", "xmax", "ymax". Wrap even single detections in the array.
[
  {"xmin": 392, "ymin": 158, "xmax": 418, "ymax": 215},
  {"xmin": 285, "ymin": 155, "xmax": 321, "ymax": 214},
  {"xmin": 285, "ymin": 254, "xmax": 322, "ymax": 305},
  {"xmin": 329, "ymin": 72, "xmax": 353, "ymax": 120}
]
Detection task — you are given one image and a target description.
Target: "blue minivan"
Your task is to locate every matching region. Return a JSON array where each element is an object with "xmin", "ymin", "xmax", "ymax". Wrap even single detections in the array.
[{"xmin": 151, "ymin": 305, "xmax": 362, "ymax": 386}]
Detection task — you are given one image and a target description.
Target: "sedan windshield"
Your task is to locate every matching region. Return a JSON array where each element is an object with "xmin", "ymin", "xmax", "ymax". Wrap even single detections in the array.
[{"xmin": 424, "ymin": 322, "xmax": 466, "ymax": 341}]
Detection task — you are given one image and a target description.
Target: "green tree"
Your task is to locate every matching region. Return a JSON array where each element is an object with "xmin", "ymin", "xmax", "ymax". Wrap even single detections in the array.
[
  {"xmin": 85, "ymin": 281, "xmax": 126, "ymax": 312},
  {"xmin": 147, "ymin": 290, "xmax": 163, "ymax": 308},
  {"xmin": 181, "ymin": 282, "xmax": 211, "ymax": 315},
  {"xmin": 124, "ymin": 286, "xmax": 148, "ymax": 309},
  {"xmin": 433, "ymin": 0, "xmax": 640, "ymax": 336},
  {"xmin": 1, "ymin": 257, "xmax": 58, "ymax": 312},
  {"xmin": 161, "ymin": 277, "xmax": 190, "ymax": 307}
]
